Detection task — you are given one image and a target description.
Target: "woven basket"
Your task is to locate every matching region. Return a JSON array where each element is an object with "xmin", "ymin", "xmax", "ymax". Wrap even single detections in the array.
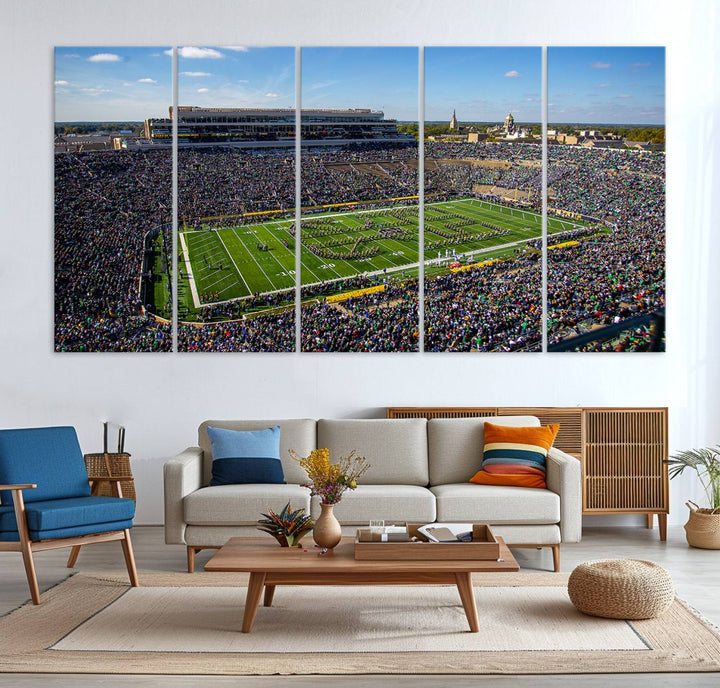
[
  {"xmin": 84, "ymin": 453, "xmax": 136, "ymax": 501},
  {"xmin": 568, "ymin": 559, "xmax": 675, "ymax": 620},
  {"xmin": 684, "ymin": 501, "xmax": 720, "ymax": 549}
]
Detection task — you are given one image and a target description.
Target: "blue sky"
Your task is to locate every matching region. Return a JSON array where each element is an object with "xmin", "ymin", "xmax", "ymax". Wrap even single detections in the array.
[
  {"xmin": 425, "ymin": 47, "xmax": 541, "ymax": 123},
  {"xmin": 55, "ymin": 47, "xmax": 171, "ymax": 121},
  {"xmin": 178, "ymin": 47, "xmax": 294, "ymax": 109},
  {"xmin": 301, "ymin": 48, "xmax": 418, "ymax": 120},
  {"xmin": 548, "ymin": 47, "xmax": 665, "ymax": 125},
  {"xmin": 54, "ymin": 45, "xmax": 665, "ymax": 126}
]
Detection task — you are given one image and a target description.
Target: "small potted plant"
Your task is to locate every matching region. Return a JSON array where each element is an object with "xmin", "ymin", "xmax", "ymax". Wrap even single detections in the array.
[
  {"xmin": 666, "ymin": 446, "xmax": 720, "ymax": 549},
  {"xmin": 257, "ymin": 502, "xmax": 314, "ymax": 547}
]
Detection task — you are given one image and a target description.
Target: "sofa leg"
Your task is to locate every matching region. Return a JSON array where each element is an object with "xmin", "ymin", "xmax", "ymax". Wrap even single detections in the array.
[
  {"xmin": 551, "ymin": 545, "xmax": 560, "ymax": 573},
  {"xmin": 187, "ymin": 546, "xmax": 196, "ymax": 574}
]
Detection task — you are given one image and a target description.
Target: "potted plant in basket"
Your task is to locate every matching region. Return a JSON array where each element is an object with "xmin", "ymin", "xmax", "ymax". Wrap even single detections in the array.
[
  {"xmin": 290, "ymin": 448, "xmax": 370, "ymax": 550},
  {"xmin": 666, "ymin": 446, "xmax": 720, "ymax": 549}
]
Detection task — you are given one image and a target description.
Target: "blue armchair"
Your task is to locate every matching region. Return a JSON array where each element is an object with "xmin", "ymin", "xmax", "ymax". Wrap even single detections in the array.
[{"xmin": 0, "ymin": 426, "xmax": 139, "ymax": 604}]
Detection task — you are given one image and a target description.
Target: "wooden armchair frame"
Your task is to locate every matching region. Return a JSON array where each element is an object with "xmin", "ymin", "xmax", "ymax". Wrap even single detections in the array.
[{"xmin": 0, "ymin": 478, "xmax": 139, "ymax": 605}]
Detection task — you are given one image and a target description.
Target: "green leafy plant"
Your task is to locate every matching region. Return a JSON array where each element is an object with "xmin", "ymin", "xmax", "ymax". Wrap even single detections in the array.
[
  {"xmin": 666, "ymin": 447, "xmax": 720, "ymax": 513},
  {"xmin": 257, "ymin": 502, "xmax": 315, "ymax": 547}
]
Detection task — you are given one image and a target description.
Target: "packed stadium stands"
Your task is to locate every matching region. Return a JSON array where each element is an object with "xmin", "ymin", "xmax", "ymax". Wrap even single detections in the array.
[{"xmin": 54, "ymin": 139, "xmax": 665, "ymax": 352}]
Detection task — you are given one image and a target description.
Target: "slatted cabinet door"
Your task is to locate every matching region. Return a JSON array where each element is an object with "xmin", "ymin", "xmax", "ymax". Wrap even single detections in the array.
[{"xmin": 583, "ymin": 408, "xmax": 668, "ymax": 516}]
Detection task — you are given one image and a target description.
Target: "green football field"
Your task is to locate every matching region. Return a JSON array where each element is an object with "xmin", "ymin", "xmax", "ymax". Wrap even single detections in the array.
[{"xmin": 177, "ymin": 198, "xmax": 593, "ymax": 312}]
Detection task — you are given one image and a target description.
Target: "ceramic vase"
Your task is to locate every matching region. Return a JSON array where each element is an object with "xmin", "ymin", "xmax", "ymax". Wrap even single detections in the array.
[{"xmin": 313, "ymin": 502, "xmax": 342, "ymax": 549}]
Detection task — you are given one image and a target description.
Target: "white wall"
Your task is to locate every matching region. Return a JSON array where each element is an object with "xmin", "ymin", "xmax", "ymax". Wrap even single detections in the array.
[{"xmin": 1, "ymin": 0, "xmax": 718, "ymax": 525}]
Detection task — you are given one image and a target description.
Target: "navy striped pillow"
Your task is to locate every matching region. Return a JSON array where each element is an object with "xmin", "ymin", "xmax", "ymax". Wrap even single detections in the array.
[{"xmin": 207, "ymin": 426, "xmax": 285, "ymax": 485}]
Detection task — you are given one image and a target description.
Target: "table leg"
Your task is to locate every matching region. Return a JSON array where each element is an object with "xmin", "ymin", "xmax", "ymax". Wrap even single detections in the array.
[
  {"xmin": 242, "ymin": 572, "xmax": 266, "ymax": 633},
  {"xmin": 263, "ymin": 584, "xmax": 276, "ymax": 607},
  {"xmin": 455, "ymin": 572, "xmax": 479, "ymax": 633}
]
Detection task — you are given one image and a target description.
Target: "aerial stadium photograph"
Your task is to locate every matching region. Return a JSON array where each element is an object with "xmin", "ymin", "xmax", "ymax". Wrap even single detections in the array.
[
  {"xmin": 424, "ymin": 46, "xmax": 544, "ymax": 352},
  {"xmin": 546, "ymin": 47, "xmax": 665, "ymax": 352},
  {"xmin": 54, "ymin": 44, "xmax": 664, "ymax": 354},
  {"xmin": 300, "ymin": 47, "xmax": 420, "ymax": 352},
  {"xmin": 54, "ymin": 46, "xmax": 173, "ymax": 352}
]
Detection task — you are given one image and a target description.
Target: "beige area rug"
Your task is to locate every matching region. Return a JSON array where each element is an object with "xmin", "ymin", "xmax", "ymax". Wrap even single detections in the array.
[{"xmin": 1, "ymin": 572, "xmax": 719, "ymax": 675}]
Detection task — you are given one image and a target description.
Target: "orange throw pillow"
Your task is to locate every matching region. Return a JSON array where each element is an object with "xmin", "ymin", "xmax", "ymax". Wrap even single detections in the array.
[{"xmin": 470, "ymin": 422, "xmax": 559, "ymax": 489}]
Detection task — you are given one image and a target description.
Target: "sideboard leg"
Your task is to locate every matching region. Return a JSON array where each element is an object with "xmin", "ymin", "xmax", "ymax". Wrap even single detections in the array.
[
  {"xmin": 658, "ymin": 514, "xmax": 667, "ymax": 541},
  {"xmin": 646, "ymin": 513, "xmax": 654, "ymax": 529}
]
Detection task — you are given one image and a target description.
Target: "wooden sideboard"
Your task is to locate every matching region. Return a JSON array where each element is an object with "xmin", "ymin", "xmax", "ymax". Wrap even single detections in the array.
[{"xmin": 386, "ymin": 406, "xmax": 669, "ymax": 540}]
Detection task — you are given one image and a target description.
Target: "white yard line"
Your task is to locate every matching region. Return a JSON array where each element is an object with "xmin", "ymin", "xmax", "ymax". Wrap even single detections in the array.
[
  {"xmin": 231, "ymin": 227, "xmax": 280, "ymax": 291},
  {"xmin": 215, "ymin": 230, "xmax": 253, "ymax": 296},
  {"xmin": 179, "ymin": 232, "xmax": 201, "ymax": 309}
]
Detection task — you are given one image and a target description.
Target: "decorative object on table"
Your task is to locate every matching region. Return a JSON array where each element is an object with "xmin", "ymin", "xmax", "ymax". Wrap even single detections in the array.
[
  {"xmin": 568, "ymin": 559, "xmax": 675, "ymax": 620},
  {"xmin": 666, "ymin": 446, "xmax": 720, "ymax": 549},
  {"xmin": 290, "ymin": 447, "xmax": 369, "ymax": 549},
  {"xmin": 256, "ymin": 502, "xmax": 314, "ymax": 547},
  {"xmin": 470, "ymin": 422, "xmax": 560, "ymax": 489}
]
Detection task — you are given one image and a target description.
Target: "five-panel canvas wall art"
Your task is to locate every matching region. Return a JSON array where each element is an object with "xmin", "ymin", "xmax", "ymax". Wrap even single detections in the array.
[{"xmin": 54, "ymin": 46, "xmax": 665, "ymax": 353}]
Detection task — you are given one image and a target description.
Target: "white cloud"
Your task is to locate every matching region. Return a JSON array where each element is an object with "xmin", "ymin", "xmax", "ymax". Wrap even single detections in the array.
[
  {"xmin": 310, "ymin": 79, "xmax": 338, "ymax": 90},
  {"xmin": 265, "ymin": 92, "xmax": 280, "ymax": 98},
  {"xmin": 54, "ymin": 80, "xmax": 70, "ymax": 86},
  {"xmin": 177, "ymin": 47, "xmax": 223, "ymax": 59},
  {"xmin": 596, "ymin": 83, "xmax": 611, "ymax": 88},
  {"xmin": 631, "ymin": 62, "xmax": 651, "ymax": 68},
  {"xmin": 197, "ymin": 88, "xmax": 210, "ymax": 93},
  {"xmin": 591, "ymin": 62, "xmax": 611, "ymax": 69},
  {"xmin": 616, "ymin": 94, "xmax": 632, "ymax": 99},
  {"xmin": 237, "ymin": 79, "xmax": 249, "ymax": 83},
  {"xmin": 87, "ymin": 53, "xmax": 122, "ymax": 63},
  {"xmin": 223, "ymin": 46, "xmax": 249, "ymax": 52},
  {"xmin": 80, "ymin": 87, "xmax": 111, "ymax": 95},
  {"xmin": 138, "ymin": 78, "xmax": 157, "ymax": 84},
  {"xmin": 504, "ymin": 70, "xmax": 520, "ymax": 78},
  {"xmin": 181, "ymin": 71, "xmax": 211, "ymax": 77},
  {"xmin": 122, "ymin": 82, "xmax": 133, "ymax": 87}
]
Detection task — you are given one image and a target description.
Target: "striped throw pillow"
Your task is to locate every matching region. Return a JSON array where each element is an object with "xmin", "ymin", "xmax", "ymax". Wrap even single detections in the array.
[{"xmin": 469, "ymin": 422, "xmax": 559, "ymax": 489}]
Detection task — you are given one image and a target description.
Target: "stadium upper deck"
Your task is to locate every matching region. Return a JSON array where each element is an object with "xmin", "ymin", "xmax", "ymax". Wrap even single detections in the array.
[{"xmin": 145, "ymin": 106, "xmax": 401, "ymax": 143}]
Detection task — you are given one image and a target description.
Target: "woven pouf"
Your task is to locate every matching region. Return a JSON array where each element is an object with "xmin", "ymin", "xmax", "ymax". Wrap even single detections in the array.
[{"xmin": 568, "ymin": 559, "xmax": 675, "ymax": 619}]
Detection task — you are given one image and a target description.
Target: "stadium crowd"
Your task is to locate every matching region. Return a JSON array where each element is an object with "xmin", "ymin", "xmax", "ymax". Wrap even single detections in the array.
[
  {"xmin": 55, "ymin": 149, "xmax": 172, "ymax": 352},
  {"xmin": 55, "ymin": 138, "xmax": 665, "ymax": 352}
]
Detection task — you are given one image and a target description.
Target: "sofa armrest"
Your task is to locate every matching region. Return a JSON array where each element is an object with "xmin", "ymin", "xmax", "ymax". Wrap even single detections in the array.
[
  {"xmin": 163, "ymin": 447, "xmax": 203, "ymax": 545},
  {"xmin": 546, "ymin": 447, "xmax": 582, "ymax": 543}
]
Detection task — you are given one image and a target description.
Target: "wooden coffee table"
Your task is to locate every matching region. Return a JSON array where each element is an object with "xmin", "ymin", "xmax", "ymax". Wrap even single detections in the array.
[{"xmin": 204, "ymin": 536, "xmax": 519, "ymax": 633}]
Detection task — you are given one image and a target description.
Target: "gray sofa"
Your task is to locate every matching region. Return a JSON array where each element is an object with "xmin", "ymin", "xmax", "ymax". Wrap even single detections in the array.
[{"xmin": 164, "ymin": 416, "xmax": 582, "ymax": 572}]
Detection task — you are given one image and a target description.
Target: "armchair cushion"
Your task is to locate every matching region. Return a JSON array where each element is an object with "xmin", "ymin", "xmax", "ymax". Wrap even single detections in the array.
[
  {"xmin": 0, "ymin": 427, "xmax": 91, "ymax": 505},
  {"xmin": 0, "ymin": 496, "xmax": 135, "ymax": 540}
]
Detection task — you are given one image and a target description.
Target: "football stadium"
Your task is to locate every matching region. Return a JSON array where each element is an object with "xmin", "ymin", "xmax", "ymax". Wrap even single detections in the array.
[{"xmin": 55, "ymin": 133, "xmax": 665, "ymax": 353}]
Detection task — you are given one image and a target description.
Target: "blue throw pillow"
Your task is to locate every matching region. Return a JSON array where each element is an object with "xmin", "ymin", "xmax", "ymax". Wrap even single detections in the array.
[{"xmin": 207, "ymin": 426, "xmax": 285, "ymax": 486}]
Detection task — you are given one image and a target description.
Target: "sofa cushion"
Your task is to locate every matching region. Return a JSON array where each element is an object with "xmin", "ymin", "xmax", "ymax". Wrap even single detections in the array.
[
  {"xmin": 427, "ymin": 416, "xmax": 541, "ymax": 486},
  {"xmin": 317, "ymin": 419, "xmax": 428, "ymax": 485},
  {"xmin": 206, "ymin": 425, "xmax": 284, "ymax": 486},
  {"xmin": 470, "ymin": 422, "xmax": 559, "ymax": 489},
  {"xmin": 430, "ymin": 483, "xmax": 560, "ymax": 524},
  {"xmin": 198, "ymin": 420, "xmax": 316, "ymax": 487},
  {"xmin": 0, "ymin": 427, "xmax": 91, "ymax": 505},
  {"xmin": 184, "ymin": 484, "xmax": 311, "ymax": 526},
  {"xmin": 312, "ymin": 485, "xmax": 436, "ymax": 525}
]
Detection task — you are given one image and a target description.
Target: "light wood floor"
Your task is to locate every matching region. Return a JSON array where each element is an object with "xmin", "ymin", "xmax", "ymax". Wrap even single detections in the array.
[{"xmin": 1, "ymin": 525, "xmax": 718, "ymax": 688}]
